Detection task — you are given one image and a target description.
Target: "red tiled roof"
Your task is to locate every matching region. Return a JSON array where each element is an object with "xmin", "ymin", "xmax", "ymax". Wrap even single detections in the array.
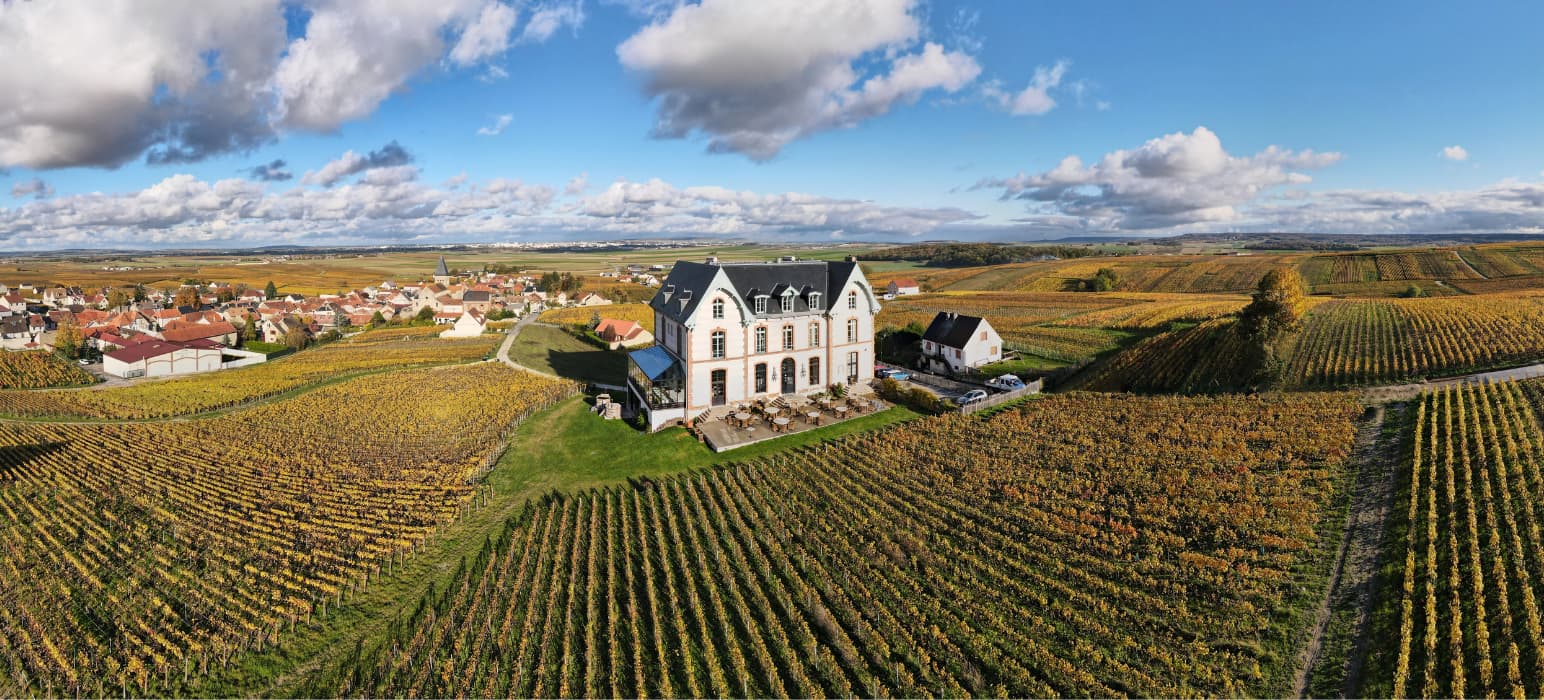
[
  {"xmin": 891, "ymin": 278, "xmax": 920, "ymax": 288},
  {"xmin": 162, "ymin": 321, "xmax": 236, "ymax": 343}
]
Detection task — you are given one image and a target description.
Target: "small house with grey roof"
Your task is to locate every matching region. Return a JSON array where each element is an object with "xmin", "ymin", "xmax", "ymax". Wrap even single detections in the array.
[{"xmin": 628, "ymin": 256, "xmax": 881, "ymax": 431}]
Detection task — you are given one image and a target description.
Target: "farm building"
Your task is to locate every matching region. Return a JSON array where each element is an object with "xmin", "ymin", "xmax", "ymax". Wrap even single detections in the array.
[{"xmin": 887, "ymin": 278, "xmax": 921, "ymax": 296}]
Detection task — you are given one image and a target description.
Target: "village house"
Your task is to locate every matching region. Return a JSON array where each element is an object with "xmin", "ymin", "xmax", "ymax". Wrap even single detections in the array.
[
  {"xmin": 628, "ymin": 256, "xmax": 880, "ymax": 431},
  {"xmin": 103, "ymin": 339, "xmax": 224, "ymax": 379},
  {"xmin": 439, "ymin": 308, "xmax": 487, "ymax": 338},
  {"xmin": 887, "ymin": 278, "xmax": 922, "ymax": 296},
  {"xmin": 596, "ymin": 318, "xmax": 653, "ymax": 349},
  {"xmin": 919, "ymin": 312, "xmax": 1003, "ymax": 374}
]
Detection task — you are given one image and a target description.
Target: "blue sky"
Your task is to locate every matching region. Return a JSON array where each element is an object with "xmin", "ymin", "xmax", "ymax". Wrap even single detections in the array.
[{"xmin": 1, "ymin": 0, "xmax": 1542, "ymax": 249}]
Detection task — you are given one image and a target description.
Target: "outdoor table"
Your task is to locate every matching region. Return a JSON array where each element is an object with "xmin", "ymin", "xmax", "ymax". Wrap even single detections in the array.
[
  {"xmin": 833, "ymin": 405, "xmax": 849, "ymax": 417},
  {"xmin": 806, "ymin": 411, "xmax": 821, "ymax": 425},
  {"xmin": 764, "ymin": 406, "xmax": 780, "ymax": 417},
  {"xmin": 773, "ymin": 417, "xmax": 791, "ymax": 432},
  {"xmin": 735, "ymin": 412, "xmax": 752, "ymax": 426}
]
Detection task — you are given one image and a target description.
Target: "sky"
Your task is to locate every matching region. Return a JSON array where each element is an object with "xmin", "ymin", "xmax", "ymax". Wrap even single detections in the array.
[{"xmin": 1, "ymin": 0, "xmax": 1543, "ymax": 251}]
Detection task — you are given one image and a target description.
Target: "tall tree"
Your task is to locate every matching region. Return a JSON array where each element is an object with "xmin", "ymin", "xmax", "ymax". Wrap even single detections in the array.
[
  {"xmin": 53, "ymin": 319, "xmax": 83, "ymax": 359},
  {"xmin": 1238, "ymin": 267, "xmax": 1308, "ymax": 339},
  {"xmin": 264, "ymin": 281, "xmax": 278, "ymax": 299}
]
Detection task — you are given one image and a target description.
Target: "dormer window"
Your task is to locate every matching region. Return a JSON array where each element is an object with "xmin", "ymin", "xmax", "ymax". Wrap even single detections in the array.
[
  {"xmin": 807, "ymin": 292, "xmax": 821, "ymax": 311},
  {"xmin": 753, "ymin": 295, "xmax": 768, "ymax": 314},
  {"xmin": 711, "ymin": 298, "xmax": 724, "ymax": 319}
]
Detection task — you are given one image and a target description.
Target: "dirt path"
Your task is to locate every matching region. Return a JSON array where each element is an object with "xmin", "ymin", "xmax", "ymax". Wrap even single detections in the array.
[
  {"xmin": 1363, "ymin": 362, "xmax": 1544, "ymax": 403},
  {"xmin": 1294, "ymin": 403, "xmax": 1403, "ymax": 697}
]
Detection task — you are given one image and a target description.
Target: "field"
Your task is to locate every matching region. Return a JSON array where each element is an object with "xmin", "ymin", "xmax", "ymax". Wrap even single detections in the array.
[
  {"xmin": 320, "ymin": 392, "xmax": 1360, "ymax": 698},
  {"xmin": 0, "ymin": 326, "xmax": 500, "ymax": 419},
  {"xmin": 1360, "ymin": 379, "xmax": 1544, "ymax": 697},
  {"xmin": 1065, "ymin": 319, "xmax": 1263, "ymax": 394},
  {"xmin": 539, "ymin": 303, "xmax": 656, "ymax": 334},
  {"xmin": 0, "ymin": 363, "xmax": 572, "ymax": 696},
  {"xmin": 0, "ymin": 351, "xmax": 96, "ymax": 389}
]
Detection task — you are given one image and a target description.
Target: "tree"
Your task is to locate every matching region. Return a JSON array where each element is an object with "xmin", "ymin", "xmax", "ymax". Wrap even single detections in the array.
[
  {"xmin": 53, "ymin": 319, "xmax": 83, "ymax": 359},
  {"xmin": 106, "ymin": 289, "xmax": 131, "ymax": 310},
  {"xmin": 1238, "ymin": 267, "xmax": 1308, "ymax": 339},
  {"xmin": 1085, "ymin": 268, "xmax": 1119, "ymax": 292},
  {"xmin": 416, "ymin": 306, "xmax": 435, "ymax": 324},
  {"xmin": 264, "ymin": 281, "xmax": 278, "ymax": 299},
  {"xmin": 132, "ymin": 284, "xmax": 148, "ymax": 302},
  {"xmin": 589, "ymin": 310, "xmax": 601, "ymax": 329},
  {"xmin": 174, "ymin": 286, "xmax": 201, "ymax": 308},
  {"xmin": 283, "ymin": 326, "xmax": 311, "ymax": 350},
  {"xmin": 1402, "ymin": 283, "xmax": 1426, "ymax": 298},
  {"xmin": 370, "ymin": 311, "xmax": 386, "ymax": 328},
  {"xmin": 216, "ymin": 287, "xmax": 235, "ymax": 303},
  {"xmin": 239, "ymin": 320, "xmax": 259, "ymax": 343}
]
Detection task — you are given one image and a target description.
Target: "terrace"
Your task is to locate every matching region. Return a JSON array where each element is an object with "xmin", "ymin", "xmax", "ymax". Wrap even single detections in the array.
[{"xmin": 694, "ymin": 390, "xmax": 890, "ymax": 452}]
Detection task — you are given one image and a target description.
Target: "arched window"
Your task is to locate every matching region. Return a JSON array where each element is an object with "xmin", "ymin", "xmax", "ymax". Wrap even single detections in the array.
[
  {"xmin": 847, "ymin": 318, "xmax": 858, "ymax": 343},
  {"xmin": 711, "ymin": 330, "xmax": 725, "ymax": 358},
  {"xmin": 809, "ymin": 322, "xmax": 821, "ymax": 347},
  {"xmin": 711, "ymin": 298, "xmax": 725, "ymax": 319},
  {"xmin": 782, "ymin": 325, "xmax": 794, "ymax": 350}
]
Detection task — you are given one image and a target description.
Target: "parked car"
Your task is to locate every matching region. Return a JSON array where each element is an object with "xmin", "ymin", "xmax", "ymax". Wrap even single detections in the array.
[
  {"xmin": 986, "ymin": 374, "xmax": 1025, "ymax": 391},
  {"xmin": 876, "ymin": 367, "xmax": 911, "ymax": 381},
  {"xmin": 954, "ymin": 389, "xmax": 988, "ymax": 406},
  {"xmin": 77, "ymin": 358, "xmax": 93, "ymax": 366}
]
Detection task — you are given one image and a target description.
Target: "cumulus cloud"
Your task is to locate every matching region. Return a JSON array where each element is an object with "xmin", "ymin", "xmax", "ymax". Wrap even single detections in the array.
[
  {"xmin": 617, "ymin": 0, "xmax": 981, "ymax": 160},
  {"xmin": 478, "ymin": 114, "xmax": 515, "ymax": 136},
  {"xmin": 246, "ymin": 159, "xmax": 293, "ymax": 182},
  {"xmin": 564, "ymin": 172, "xmax": 590, "ymax": 195},
  {"xmin": 1441, "ymin": 145, "xmax": 1469, "ymax": 161},
  {"xmin": 0, "ymin": 170, "xmax": 978, "ymax": 249},
  {"xmin": 10, "ymin": 178, "xmax": 55, "ymax": 200},
  {"xmin": 984, "ymin": 60, "xmax": 1070, "ymax": 116},
  {"xmin": 978, "ymin": 126, "xmax": 1343, "ymax": 229},
  {"xmin": 302, "ymin": 141, "xmax": 416, "ymax": 187},
  {"xmin": 0, "ymin": 0, "xmax": 543, "ymax": 170}
]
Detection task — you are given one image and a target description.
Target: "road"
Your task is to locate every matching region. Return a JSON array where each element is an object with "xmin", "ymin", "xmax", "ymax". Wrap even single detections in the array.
[{"xmin": 1362, "ymin": 361, "xmax": 1544, "ymax": 403}]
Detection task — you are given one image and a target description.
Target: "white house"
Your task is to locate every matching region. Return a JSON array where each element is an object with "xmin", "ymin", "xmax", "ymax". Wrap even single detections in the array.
[
  {"xmin": 628, "ymin": 256, "xmax": 880, "ymax": 431},
  {"xmin": 104, "ymin": 339, "xmax": 223, "ymax": 379},
  {"xmin": 887, "ymin": 278, "xmax": 921, "ymax": 296},
  {"xmin": 919, "ymin": 312, "xmax": 1003, "ymax": 374},
  {"xmin": 575, "ymin": 292, "xmax": 612, "ymax": 307},
  {"xmin": 439, "ymin": 309, "xmax": 487, "ymax": 338}
]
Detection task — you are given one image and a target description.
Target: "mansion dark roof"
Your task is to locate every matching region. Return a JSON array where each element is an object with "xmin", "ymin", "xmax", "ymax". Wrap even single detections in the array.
[
  {"xmin": 922, "ymin": 312, "xmax": 987, "ymax": 349},
  {"xmin": 649, "ymin": 259, "xmax": 862, "ymax": 323}
]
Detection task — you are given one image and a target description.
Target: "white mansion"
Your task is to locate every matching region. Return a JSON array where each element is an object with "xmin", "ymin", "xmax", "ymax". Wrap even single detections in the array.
[{"xmin": 628, "ymin": 256, "xmax": 881, "ymax": 431}]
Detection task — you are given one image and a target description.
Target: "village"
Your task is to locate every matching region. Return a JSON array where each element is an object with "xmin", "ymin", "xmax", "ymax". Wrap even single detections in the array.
[{"xmin": 0, "ymin": 256, "xmax": 643, "ymax": 380}]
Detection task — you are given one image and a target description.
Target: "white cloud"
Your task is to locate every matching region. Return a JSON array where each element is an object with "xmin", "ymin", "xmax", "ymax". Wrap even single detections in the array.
[
  {"xmin": 477, "ymin": 114, "xmax": 515, "ymax": 136},
  {"xmin": 521, "ymin": 1, "xmax": 586, "ymax": 43},
  {"xmin": 302, "ymin": 141, "xmax": 415, "ymax": 187},
  {"xmin": 0, "ymin": 0, "xmax": 287, "ymax": 169},
  {"xmin": 0, "ymin": 171, "xmax": 978, "ymax": 249},
  {"xmin": 0, "ymin": 0, "xmax": 541, "ymax": 169},
  {"xmin": 564, "ymin": 172, "xmax": 590, "ymax": 195},
  {"xmin": 1441, "ymin": 145, "xmax": 1469, "ymax": 161},
  {"xmin": 985, "ymin": 60, "xmax": 1070, "ymax": 116},
  {"xmin": 978, "ymin": 126, "xmax": 1343, "ymax": 229},
  {"xmin": 616, "ymin": 0, "xmax": 980, "ymax": 160},
  {"xmin": 450, "ymin": 2, "xmax": 520, "ymax": 67},
  {"xmin": 10, "ymin": 178, "xmax": 55, "ymax": 200}
]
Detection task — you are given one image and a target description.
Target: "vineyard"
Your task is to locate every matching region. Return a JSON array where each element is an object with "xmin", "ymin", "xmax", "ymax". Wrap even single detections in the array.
[
  {"xmin": 539, "ymin": 303, "xmax": 656, "ymax": 333},
  {"xmin": 0, "ymin": 326, "xmax": 500, "ymax": 419},
  {"xmin": 0, "ymin": 351, "xmax": 96, "ymax": 389},
  {"xmin": 1282, "ymin": 295, "xmax": 1544, "ymax": 388},
  {"xmin": 0, "ymin": 362, "xmax": 573, "ymax": 696},
  {"xmin": 1298, "ymin": 251, "xmax": 1483, "ymax": 287},
  {"xmin": 1370, "ymin": 379, "xmax": 1544, "ymax": 698},
  {"xmin": 1064, "ymin": 319, "xmax": 1263, "ymax": 394},
  {"xmin": 321, "ymin": 391, "xmax": 1360, "ymax": 698}
]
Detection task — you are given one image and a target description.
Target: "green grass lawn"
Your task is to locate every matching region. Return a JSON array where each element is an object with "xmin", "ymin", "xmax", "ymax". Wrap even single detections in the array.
[
  {"xmin": 510, "ymin": 322, "xmax": 628, "ymax": 385},
  {"xmin": 203, "ymin": 394, "xmax": 920, "ymax": 696}
]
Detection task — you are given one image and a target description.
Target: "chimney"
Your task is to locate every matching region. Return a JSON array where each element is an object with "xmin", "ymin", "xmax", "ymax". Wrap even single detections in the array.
[
  {"xmin": 705, "ymin": 256, "xmax": 720, "ymax": 265},
  {"xmin": 845, "ymin": 255, "xmax": 859, "ymax": 263}
]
